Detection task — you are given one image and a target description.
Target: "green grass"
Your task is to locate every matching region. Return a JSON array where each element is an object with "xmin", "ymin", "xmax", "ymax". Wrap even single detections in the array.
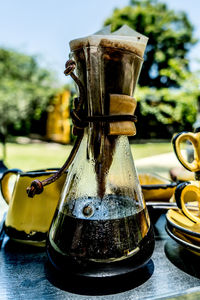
[
  {"xmin": 3, "ymin": 141, "xmax": 172, "ymax": 172},
  {"xmin": 4, "ymin": 143, "xmax": 72, "ymax": 171},
  {"xmin": 131, "ymin": 142, "xmax": 173, "ymax": 160}
]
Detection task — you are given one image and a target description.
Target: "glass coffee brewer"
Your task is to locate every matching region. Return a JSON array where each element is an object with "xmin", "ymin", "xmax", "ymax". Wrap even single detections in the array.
[{"xmin": 27, "ymin": 26, "xmax": 155, "ymax": 277}]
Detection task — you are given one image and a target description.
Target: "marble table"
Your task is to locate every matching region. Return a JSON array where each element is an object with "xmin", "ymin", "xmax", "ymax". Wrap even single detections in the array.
[{"xmin": 0, "ymin": 215, "xmax": 200, "ymax": 300}]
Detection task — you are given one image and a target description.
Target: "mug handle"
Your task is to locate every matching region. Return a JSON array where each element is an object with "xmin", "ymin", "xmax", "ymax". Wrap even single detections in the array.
[
  {"xmin": 175, "ymin": 181, "xmax": 200, "ymax": 224},
  {"xmin": 0, "ymin": 169, "xmax": 22, "ymax": 204},
  {"xmin": 172, "ymin": 131, "xmax": 200, "ymax": 172}
]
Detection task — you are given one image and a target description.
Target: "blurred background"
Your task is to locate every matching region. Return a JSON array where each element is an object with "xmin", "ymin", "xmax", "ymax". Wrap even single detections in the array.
[{"xmin": 0, "ymin": 0, "xmax": 199, "ymax": 173}]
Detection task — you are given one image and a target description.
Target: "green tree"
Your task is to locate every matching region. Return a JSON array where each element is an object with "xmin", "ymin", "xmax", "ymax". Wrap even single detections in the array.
[
  {"xmin": 104, "ymin": 0, "xmax": 197, "ymax": 88},
  {"xmin": 0, "ymin": 48, "xmax": 56, "ymax": 140},
  {"xmin": 104, "ymin": 0, "xmax": 200, "ymax": 138}
]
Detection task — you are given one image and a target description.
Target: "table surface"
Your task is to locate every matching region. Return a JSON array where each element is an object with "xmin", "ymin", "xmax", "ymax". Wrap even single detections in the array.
[{"xmin": 0, "ymin": 214, "xmax": 200, "ymax": 300}]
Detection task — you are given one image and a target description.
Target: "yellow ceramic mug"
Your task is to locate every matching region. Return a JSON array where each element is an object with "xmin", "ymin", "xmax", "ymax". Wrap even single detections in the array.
[
  {"xmin": 173, "ymin": 131, "xmax": 200, "ymax": 172},
  {"xmin": 173, "ymin": 131, "xmax": 200, "ymax": 224},
  {"xmin": 174, "ymin": 181, "xmax": 200, "ymax": 224},
  {"xmin": 0, "ymin": 168, "xmax": 66, "ymax": 246}
]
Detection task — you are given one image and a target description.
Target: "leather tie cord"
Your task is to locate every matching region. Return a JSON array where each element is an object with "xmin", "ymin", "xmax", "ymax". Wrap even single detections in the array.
[{"xmin": 27, "ymin": 60, "xmax": 85, "ymax": 197}]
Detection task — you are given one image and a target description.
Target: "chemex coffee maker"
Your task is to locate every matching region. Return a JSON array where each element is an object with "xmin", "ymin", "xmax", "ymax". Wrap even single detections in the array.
[{"xmin": 27, "ymin": 25, "xmax": 155, "ymax": 277}]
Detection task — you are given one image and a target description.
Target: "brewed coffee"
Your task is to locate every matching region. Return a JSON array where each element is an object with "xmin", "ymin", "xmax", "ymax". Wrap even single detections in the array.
[{"xmin": 47, "ymin": 195, "xmax": 154, "ymax": 275}]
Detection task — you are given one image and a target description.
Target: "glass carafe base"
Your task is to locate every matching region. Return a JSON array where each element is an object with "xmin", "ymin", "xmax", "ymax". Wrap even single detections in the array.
[{"xmin": 46, "ymin": 225, "xmax": 154, "ymax": 278}]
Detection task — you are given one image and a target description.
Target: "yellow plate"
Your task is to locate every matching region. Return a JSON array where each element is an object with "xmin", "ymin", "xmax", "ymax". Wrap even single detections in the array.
[
  {"xmin": 173, "ymin": 227, "xmax": 200, "ymax": 245},
  {"xmin": 139, "ymin": 173, "xmax": 177, "ymax": 202},
  {"xmin": 166, "ymin": 209, "xmax": 200, "ymax": 237},
  {"xmin": 166, "ymin": 223, "xmax": 200, "ymax": 255}
]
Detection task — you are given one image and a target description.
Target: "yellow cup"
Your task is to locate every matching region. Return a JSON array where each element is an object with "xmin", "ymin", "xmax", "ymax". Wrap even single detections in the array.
[
  {"xmin": 172, "ymin": 131, "xmax": 200, "ymax": 173},
  {"xmin": 173, "ymin": 131, "xmax": 200, "ymax": 224},
  {"xmin": 0, "ymin": 168, "xmax": 66, "ymax": 246},
  {"xmin": 174, "ymin": 181, "xmax": 200, "ymax": 224}
]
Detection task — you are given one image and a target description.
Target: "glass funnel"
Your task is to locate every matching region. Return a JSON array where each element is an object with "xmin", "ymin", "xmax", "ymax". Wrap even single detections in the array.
[{"xmin": 47, "ymin": 26, "xmax": 155, "ymax": 277}]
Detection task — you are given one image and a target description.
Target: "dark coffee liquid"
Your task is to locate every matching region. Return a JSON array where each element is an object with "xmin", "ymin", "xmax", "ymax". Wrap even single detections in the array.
[{"xmin": 47, "ymin": 205, "xmax": 154, "ymax": 276}]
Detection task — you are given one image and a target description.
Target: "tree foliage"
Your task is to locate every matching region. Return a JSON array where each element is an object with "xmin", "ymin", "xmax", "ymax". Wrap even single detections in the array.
[
  {"xmin": 104, "ymin": 0, "xmax": 200, "ymax": 138},
  {"xmin": 105, "ymin": 0, "xmax": 197, "ymax": 88},
  {"xmin": 135, "ymin": 84, "xmax": 198, "ymax": 138},
  {"xmin": 135, "ymin": 68, "xmax": 200, "ymax": 138},
  {"xmin": 0, "ymin": 48, "xmax": 56, "ymax": 138}
]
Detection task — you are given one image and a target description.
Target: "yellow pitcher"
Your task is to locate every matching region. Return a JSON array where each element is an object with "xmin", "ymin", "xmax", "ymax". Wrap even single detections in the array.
[{"xmin": 0, "ymin": 169, "xmax": 66, "ymax": 246}]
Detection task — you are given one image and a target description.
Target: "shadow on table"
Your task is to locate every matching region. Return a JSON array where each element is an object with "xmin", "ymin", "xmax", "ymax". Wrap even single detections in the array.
[
  {"xmin": 1, "ymin": 238, "xmax": 46, "ymax": 271},
  {"xmin": 45, "ymin": 259, "xmax": 154, "ymax": 296},
  {"xmin": 3, "ymin": 238, "xmax": 45, "ymax": 254},
  {"xmin": 0, "ymin": 238, "xmax": 48, "ymax": 298},
  {"xmin": 164, "ymin": 240, "xmax": 200, "ymax": 279}
]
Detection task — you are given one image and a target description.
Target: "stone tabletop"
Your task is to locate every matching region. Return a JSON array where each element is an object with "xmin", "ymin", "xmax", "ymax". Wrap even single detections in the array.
[{"xmin": 0, "ymin": 215, "xmax": 200, "ymax": 300}]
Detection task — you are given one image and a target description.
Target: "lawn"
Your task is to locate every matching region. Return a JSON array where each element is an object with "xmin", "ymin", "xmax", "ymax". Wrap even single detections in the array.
[
  {"xmin": 3, "ymin": 141, "xmax": 173, "ymax": 172},
  {"xmin": 131, "ymin": 142, "xmax": 172, "ymax": 160}
]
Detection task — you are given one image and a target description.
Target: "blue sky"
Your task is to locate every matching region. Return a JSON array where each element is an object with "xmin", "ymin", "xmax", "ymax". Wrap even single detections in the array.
[{"xmin": 0, "ymin": 0, "xmax": 200, "ymax": 84}]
